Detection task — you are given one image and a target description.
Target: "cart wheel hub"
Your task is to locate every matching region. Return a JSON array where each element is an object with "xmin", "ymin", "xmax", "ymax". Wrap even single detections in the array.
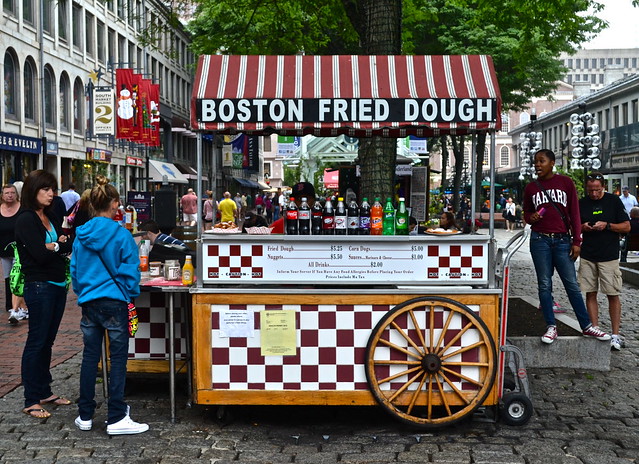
[{"xmin": 422, "ymin": 354, "xmax": 441, "ymax": 373}]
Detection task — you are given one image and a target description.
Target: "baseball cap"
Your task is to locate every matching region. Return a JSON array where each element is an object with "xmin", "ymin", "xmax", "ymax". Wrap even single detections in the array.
[
  {"xmin": 623, "ymin": 186, "xmax": 629, "ymax": 190},
  {"xmin": 292, "ymin": 182, "xmax": 315, "ymax": 198}
]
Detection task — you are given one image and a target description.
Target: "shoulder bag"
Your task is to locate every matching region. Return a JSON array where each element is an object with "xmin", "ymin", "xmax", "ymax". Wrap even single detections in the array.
[
  {"xmin": 95, "ymin": 252, "xmax": 138, "ymax": 336},
  {"xmin": 6, "ymin": 242, "xmax": 24, "ymax": 297}
]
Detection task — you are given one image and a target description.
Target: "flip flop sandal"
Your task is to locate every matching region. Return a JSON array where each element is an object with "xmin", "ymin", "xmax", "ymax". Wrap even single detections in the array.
[
  {"xmin": 22, "ymin": 407, "xmax": 51, "ymax": 419},
  {"xmin": 41, "ymin": 396, "xmax": 72, "ymax": 406}
]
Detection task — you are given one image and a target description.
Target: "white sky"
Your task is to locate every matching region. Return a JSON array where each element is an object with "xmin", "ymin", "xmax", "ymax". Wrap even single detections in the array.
[{"xmin": 584, "ymin": 0, "xmax": 639, "ymax": 49}]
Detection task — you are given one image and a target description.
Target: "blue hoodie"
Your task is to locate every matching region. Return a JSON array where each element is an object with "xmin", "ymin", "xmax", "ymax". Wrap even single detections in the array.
[{"xmin": 71, "ymin": 217, "xmax": 140, "ymax": 306}]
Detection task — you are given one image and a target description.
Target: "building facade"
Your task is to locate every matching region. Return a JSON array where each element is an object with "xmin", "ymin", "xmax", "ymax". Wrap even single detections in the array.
[{"xmin": 1, "ymin": 0, "xmax": 214, "ymax": 197}]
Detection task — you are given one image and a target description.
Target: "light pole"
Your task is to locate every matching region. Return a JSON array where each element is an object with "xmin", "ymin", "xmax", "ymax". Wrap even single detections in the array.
[
  {"xmin": 518, "ymin": 115, "xmax": 542, "ymax": 181},
  {"xmin": 569, "ymin": 104, "xmax": 601, "ymax": 187}
]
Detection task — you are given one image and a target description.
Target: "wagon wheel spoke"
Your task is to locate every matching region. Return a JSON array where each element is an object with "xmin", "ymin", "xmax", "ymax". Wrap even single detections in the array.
[
  {"xmin": 440, "ymin": 340, "xmax": 487, "ymax": 361},
  {"xmin": 378, "ymin": 338, "xmax": 423, "ymax": 360},
  {"xmin": 377, "ymin": 366, "xmax": 423, "ymax": 386},
  {"xmin": 408, "ymin": 308, "xmax": 428, "ymax": 353},
  {"xmin": 427, "ymin": 372, "xmax": 434, "ymax": 419},
  {"xmin": 428, "ymin": 304, "xmax": 436, "ymax": 353},
  {"xmin": 434, "ymin": 374, "xmax": 452, "ymax": 416},
  {"xmin": 388, "ymin": 370, "xmax": 426, "ymax": 403},
  {"xmin": 373, "ymin": 360, "xmax": 422, "ymax": 366},
  {"xmin": 437, "ymin": 321, "xmax": 474, "ymax": 356},
  {"xmin": 434, "ymin": 307, "xmax": 455, "ymax": 350},
  {"xmin": 442, "ymin": 361, "xmax": 490, "ymax": 368},
  {"xmin": 390, "ymin": 318, "xmax": 425, "ymax": 356},
  {"xmin": 439, "ymin": 371, "xmax": 472, "ymax": 405},
  {"xmin": 441, "ymin": 366, "xmax": 486, "ymax": 388},
  {"xmin": 406, "ymin": 373, "xmax": 428, "ymax": 415}
]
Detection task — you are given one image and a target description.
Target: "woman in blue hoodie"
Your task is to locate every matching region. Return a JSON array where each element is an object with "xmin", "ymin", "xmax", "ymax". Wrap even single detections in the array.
[{"xmin": 71, "ymin": 175, "xmax": 148, "ymax": 435}]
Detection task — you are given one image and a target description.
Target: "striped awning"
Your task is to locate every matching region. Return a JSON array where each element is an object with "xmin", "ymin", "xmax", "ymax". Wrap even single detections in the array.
[{"xmin": 191, "ymin": 55, "xmax": 502, "ymax": 137}]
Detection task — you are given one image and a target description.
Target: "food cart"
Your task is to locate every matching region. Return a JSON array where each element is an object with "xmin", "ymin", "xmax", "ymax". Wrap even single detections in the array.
[{"xmin": 186, "ymin": 54, "xmax": 532, "ymax": 428}]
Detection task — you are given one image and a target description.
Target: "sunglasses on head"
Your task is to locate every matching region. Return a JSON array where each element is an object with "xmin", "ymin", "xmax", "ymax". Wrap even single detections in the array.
[{"xmin": 587, "ymin": 174, "xmax": 604, "ymax": 181}]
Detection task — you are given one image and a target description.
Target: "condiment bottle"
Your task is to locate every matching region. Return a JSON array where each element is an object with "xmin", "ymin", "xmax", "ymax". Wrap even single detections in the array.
[{"xmin": 182, "ymin": 255, "xmax": 194, "ymax": 286}]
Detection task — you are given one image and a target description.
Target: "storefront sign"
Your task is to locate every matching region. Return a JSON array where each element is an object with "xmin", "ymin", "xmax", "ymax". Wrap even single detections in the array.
[
  {"xmin": 0, "ymin": 132, "xmax": 41, "ymax": 154},
  {"xmin": 93, "ymin": 87, "xmax": 115, "ymax": 135},
  {"xmin": 611, "ymin": 153, "xmax": 639, "ymax": 169},
  {"xmin": 86, "ymin": 147, "xmax": 112, "ymax": 163},
  {"xmin": 202, "ymin": 237, "xmax": 488, "ymax": 285},
  {"xmin": 197, "ymin": 98, "xmax": 497, "ymax": 124},
  {"xmin": 126, "ymin": 156, "xmax": 144, "ymax": 167},
  {"xmin": 46, "ymin": 141, "xmax": 59, "ymax": 155},
  {"xmin": 395, "ymin": 165, "xmax": 412, "ymax": 176}
]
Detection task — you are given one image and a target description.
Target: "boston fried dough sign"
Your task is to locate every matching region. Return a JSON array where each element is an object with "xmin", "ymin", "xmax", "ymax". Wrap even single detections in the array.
[{"xmin": 196, "ymin": 97, "xmax": 497, "ymax": 124}]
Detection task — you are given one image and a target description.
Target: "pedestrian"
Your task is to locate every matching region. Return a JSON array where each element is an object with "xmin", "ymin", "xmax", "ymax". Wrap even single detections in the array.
[
  {"xmin": 619, "ymin": 185, "xmax": 638, "ymax": 215},
  {"xmin": 264, "ymin": 193, "xmax": 273, "ymax": 224},
  {"xmin": 233, "ymin": 192, "xmax": 242, "ymax": 213},
  {"xmin": 620, "ymin": 207, "xmax": 639, "ymax": 262},
  {"xmin": 180, "ymin": 188, "xmax": 198, "ymax": 226},
  {"xmin": 240, "ymin": 193, "xmax": 248, "ymax": 217},
  {"xmin": 60, "ymin": 183, "xmax": 80, "ymax": 212},
  {"xmin": 15, "ymin": 170, "xmax": 73, "ymax": 418},
  {"xmin": 522, "ymin": 149, "xmax": 610, "ymax": 344},
  {"xmin": 71, "ymin": 174, "xmax": 148, "ymax": 435},
  {"xmin": 579, "ymin": 172, "xmax": 630, "ymax": 351},
  {"xmin": 218, "ymin": 191, "xmax": 238, "ymax": 223},
  {"xmin": 0, "ymin": 184, "xmax": 28, "ymax": 323},
  {"xmin": 255, "ymin": 193, "xmax": 264, "ymax": 216},
  {"xmin": 273, "ymin": 188, "xmax": 282, "ymax": 221},
  {"xmin": 504, "ymin": 197, "xmax": 517, "ymax": 232},
  {"xmin": 202, "ymin": 191, "xmax": 216, "ymax": 231}
]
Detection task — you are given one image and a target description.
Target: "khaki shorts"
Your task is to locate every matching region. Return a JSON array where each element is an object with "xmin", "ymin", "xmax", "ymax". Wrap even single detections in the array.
[{"xmin": 578, "ymin": 258, "xmax": 622, "ymax": 295}]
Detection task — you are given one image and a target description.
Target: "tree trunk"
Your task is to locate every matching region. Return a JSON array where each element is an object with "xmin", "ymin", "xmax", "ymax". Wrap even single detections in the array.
[{"xmin": 343, "ymin": 0, "xmax": 402, "ymax": 202}]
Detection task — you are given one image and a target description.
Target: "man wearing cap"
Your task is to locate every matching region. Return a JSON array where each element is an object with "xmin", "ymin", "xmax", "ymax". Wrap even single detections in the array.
[
  {"xmin": 620, "ymin": 186, "xmax": 638, "ymax": 215},
  {"xmin": 269, "ymin": 182, "xmax": 316, "ymax": 234}
]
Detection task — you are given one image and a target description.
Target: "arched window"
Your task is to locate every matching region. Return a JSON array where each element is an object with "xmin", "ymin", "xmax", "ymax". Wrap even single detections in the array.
[
  {"xmin": 519, "ymin": 112, "xmax": 530, "ymax": 125},
  {"xmin": 73, "ymin": 78, "xmax": 84, "ymax": 133},
  {"xmin": 463, "ymin": 146, "xmax": 470, "ymax": 163},
  {"xmin": 501, "ymin": 112, "xmax": 510, "ymax": 133},
  {"xmin": 24, "ymin": 59, "xmax": 36, "ymax": 121},
  {"xmin": 3, "ymin": 52, "xmax": 17, "ymax": 118},
  {"xmin": 483, "ymin": 146, "xmax": 489, "ymax": 166},
  {"xmin": 59, "ymin": 73, "xmax": 70, "ymax": 130},
  {"xmin": 500, "ymin": 146, "xmax": 510, "ymax": 167},
  {"xmin": 44, "ymin": 66, "xmax": 55, "ymax": 126}
]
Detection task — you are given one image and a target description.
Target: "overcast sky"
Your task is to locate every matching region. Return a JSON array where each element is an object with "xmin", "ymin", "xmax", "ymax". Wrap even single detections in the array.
[{"xmin": 583, "ymin": 0, "xmax": 639, "ymax": 49}]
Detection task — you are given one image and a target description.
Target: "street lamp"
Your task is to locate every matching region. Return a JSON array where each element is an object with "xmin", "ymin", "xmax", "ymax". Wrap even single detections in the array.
[
  {"xmin": 569, "ymin": 105, "xmax": 601, "ymax": 185},
  {"xmin": 518, "ymin": 115, "xmax": 542, "ymax": 180}
]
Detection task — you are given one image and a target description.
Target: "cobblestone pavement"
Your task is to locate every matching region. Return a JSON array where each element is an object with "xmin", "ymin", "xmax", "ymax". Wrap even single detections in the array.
[{"xmin": 0, "ymin": 228, "xmax": 638, "ymax": 463}]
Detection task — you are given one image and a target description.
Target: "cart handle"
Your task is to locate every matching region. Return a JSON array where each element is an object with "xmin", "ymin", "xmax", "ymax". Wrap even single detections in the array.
[{"xmin": 495, "ymin": 228, "xmax": 529, "ymax": 283}]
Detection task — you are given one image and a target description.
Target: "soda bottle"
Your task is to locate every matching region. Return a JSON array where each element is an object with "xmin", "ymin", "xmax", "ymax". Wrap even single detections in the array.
[
  {"xmin": 370, "ymin": 197, "xmax": 383, "ymax": 235},
  {"xmin": 322, "ymin": 198, "xmax": 335, "ymax": 234},
  {"xmin": 298, "ymin": 197, "xmax": 311, "ymax": 235},
  {"xmin": 383, "ymin": 197, "xmax": 395, "ymax": 235},
  {"xmin": 346, "ymin": 198, "xmax": 359, "ymax": 235},
  {"xmin": 359, "ymin": 198, "xmax": 371, "ymax": 235},
  {"xmin": 334, "ymin": 197, "xmax": 347, "ymax": 235},
  {"xmin": 395, "ymin": 197, "xmax": 408, "ymax": 235},
  {"xmin": 286, "ymin": 197, "xmax": 298, "ymax": 235},
  {"xmin": 139, "ymin": 239, "xmax": 149, "ymax": 272},
  {"xmin": 311, "ymin": 201, "xmax": 323, "ymax": 235},
  {"xmin": 181, "ymin": 255, "xmax": 194, "ymax": 286}
]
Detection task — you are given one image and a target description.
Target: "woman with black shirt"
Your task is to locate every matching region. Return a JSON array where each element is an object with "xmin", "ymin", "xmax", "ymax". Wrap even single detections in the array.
[
  {"xmin": 0, "ymin": 183, "xmax": 26, "ymax": 322},
  {"xmin": 15, "ymin": 170, "xmax": 73, "ymax": 419}
]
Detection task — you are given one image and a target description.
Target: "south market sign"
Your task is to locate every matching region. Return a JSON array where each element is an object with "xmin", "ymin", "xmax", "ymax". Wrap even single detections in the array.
[{"xmin": 196, "ymin": 98, "xmax": 498, "ymax": 124}]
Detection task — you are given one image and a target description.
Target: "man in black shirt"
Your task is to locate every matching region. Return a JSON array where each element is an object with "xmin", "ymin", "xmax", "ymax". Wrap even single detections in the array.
[{"xmin": 579, "ymin": 172, "xmax": 630, "ymax": 351}]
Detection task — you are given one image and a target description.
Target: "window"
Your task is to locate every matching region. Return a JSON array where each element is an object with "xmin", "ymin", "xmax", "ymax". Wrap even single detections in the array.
[
  {"xmin": 463, "ymin": 146, "xmax": 470, "ymax": 163},
  {"xmin": 4, "ymin": 52, "xmax": 17, "ymax": 118},
  {"xmin": 576, "ymin": 59, "xmax": 581, "ymax": 69},
  {"xmin": 72, "ymin": 3, "xmax": 82, "ymax": 50},
  {"xmin": 23, "ymin": 0, "xmax": 34, "ymax": 23},
  {"xmin": 591, "ymin": 74, "xmax": 596, "ymax": 84},
  {"xmin": 59, "ymin": 74, "xmax": 70, "ymax": 130},
  {"xmin": 73, "ymin": 78, "xmax": 84, "ymax": 133},
  {"xmin": 86, "ymin": 13, "xmax": 94, "ymax": 57},
  {"xmin": 624, "ymin": 58, "xmax": 629, "ymax": 68},
  {"xmin": 600, "ymin": 58, "xmax": 606, "ymax": 68},
  {"xmin": 616, "ymin": 58, "xmax": 621, "ymax": 65},
  {"xmin": 632, "ymin": 100, "xmax": 638, "ymax": 124},
  {"xmin": 501, "ymin": 112, "xmax": 509, "ymax": 133},
  {"xmin": 500, "ymin": 146, "xmax": 509, "ymax": 167},
  {"xmin": 24, "ymin": 59, "xmax": 36, "ymax": 121},
  {"xmin": 43, "ymin": 0, "xmax": 53, "ymax": 34},
  {"xmin": 97, "ymin": 21, "xmax": 105, "ymax": 62},
  {"xmin": 633, "ymin": 58, "xmax": 637, "ymax": 68},
  {"xmin": 44, "ymin": 67, "xmax": 55, "ymax": 127},
  {"xmin": 264, "ymin": 162, "xmax": 271, "ymax": 176},
  {"xmin": 482, "ymin": 147, "xmax": 489, "ymax": 167},
  {"xmin": 519, "ymin": 112, "xmax": 530, "ymax": 125},
  {"xmin": 107, "ymin": 28, "xmax": 115, "ymax": 64},
  {"xmin": 599, "ymin": 74, "xmax": 604, "ymax": 84},
  {"xmin": 117, "ymin": 0, "xmax": 125, "ymax": 19},
  {"xmin": 592, "ymin": 59, "xmax": 597, "ymax": 69},
  {"xmin": 58, "ymin": 0, "xmax": 68, "ymax": 43},
  {"xmin": 264, "ymin": 136, "xmax": 272, "ymax": 152},
  {"xmin": 622, "ymin": 103, "xmax": 629, "ymax": 126},
  {"xmin": 567, "ymin": 59, "xmax": 573, "ymax": 68},
  {"xmin": 612, "ymin": 106, "xmax": 619, "ymax": 128},
  {"xmin": 118, "ymin": 34, "xmax": 126, "ymax": 62},
  {"xmin": 566, "ymin": 74, "xmax": 573, "ymax": 85},
  {"xmin": 3, "ymin": 0, "xmax": 15, "ymax": 15}
]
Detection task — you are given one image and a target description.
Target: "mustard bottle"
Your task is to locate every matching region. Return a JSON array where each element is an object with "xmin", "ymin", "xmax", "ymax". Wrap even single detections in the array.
[{"xmin": 181, "ymin": 255, "xmax": 194, "ymax": 286}]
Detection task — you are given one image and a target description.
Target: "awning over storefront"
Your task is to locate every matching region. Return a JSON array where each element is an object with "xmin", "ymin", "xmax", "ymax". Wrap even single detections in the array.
[
  {"xmin": 257, "ymin": 181, "xmax": 270, "ymax": 190},
  {"xmin": 191, "ymin": 55, "xmax": 502, "ymax": 137},
  {"xmin": 175, "ymin": 163, "xmax": 208, "ymax": 181},
  {"xmin": 148, "ymin": 159, "xmax": 189, "ymax": 184},
  {"xmin": 233, "ymin": 177, "xmax": 261, "ymax": 189}
]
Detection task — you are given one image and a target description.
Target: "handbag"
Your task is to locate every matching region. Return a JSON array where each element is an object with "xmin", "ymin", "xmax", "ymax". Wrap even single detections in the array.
[
  {"xmin": 96, "ymin": 252, "xmax": 138, "ymax": 336},
  {"xmin": 6, "ymin": 242, "xmax": 24, "ymax": 297}
]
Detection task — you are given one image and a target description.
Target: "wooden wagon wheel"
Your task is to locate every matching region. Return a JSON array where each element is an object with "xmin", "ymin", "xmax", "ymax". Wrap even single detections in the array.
[{"xmin": 365, "ymin": 296, "xmax": 497, "ymax": 428}]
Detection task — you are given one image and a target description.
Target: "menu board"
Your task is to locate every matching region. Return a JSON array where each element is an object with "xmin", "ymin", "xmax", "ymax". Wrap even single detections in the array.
[{"xmin": 202, "ymin": 237, "xmax": 488, "ymax": 285}]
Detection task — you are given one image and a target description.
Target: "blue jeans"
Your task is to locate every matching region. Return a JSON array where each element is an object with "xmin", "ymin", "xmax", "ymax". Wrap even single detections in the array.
[
  {"xmin": 78, "ymin": 298, "xmax": 129, "ymax": 424},
  {"xmin": 530, "ymin": 231, "xmax": 591, "ymax": 330},
  {"xmin": 21, "ymin": 282, "xmax": 67, "ymax": 408}
]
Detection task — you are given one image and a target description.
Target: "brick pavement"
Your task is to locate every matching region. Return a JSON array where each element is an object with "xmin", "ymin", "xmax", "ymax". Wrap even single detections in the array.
[{"xmin": 0, "ymin": 229, "xmax": 638, "ymax": 463}]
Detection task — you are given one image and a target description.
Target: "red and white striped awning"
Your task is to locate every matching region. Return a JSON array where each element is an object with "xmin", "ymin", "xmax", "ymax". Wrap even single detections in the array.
[{"xmin": 191, "ymin": 55, "xmax": 502, "ymax": 137}]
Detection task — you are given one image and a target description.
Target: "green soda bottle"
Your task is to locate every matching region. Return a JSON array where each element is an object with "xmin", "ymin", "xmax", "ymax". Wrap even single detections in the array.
[
  {"xmin": 395, "ymin": 197, "xmax": 408, "ymax": 235},
  {"xmin": 382, "ymin": 197, "xmax": 395, "ymax": 235}
]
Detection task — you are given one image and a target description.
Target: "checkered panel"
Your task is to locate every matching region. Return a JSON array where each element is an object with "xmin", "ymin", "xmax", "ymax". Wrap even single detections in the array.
[
  {"xmin": 207, "ymin": 244, "xmax": 264, "ymax": 279},
  {"xmin": 426, "ymin": 244, "xmax": 485, "ymax": 280},
  {"xmin": 128, "ymin": 291, "xmax": 188, "ymax": 360},
  {"xmin": 210, "ymin": 303, "xmax": 483, "ymax": 392}
]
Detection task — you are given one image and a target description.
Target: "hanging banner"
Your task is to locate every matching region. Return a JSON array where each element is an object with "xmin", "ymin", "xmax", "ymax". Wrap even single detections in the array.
[
  {"xmin": 232, "ymin": 135, "xmax": 246, "ymax": 169},
  {"xmin": 136, "ymin": 77, "xmax": 153, "ymax": 146},
  {"xmin": 149, "ymin": 83, "xmax": 161, "ymax": 147},
  {"xmin": 115, "ymin": 69, "xmax": 137, "ymax": 140},
  {"xmin": 404, "ymin": 136, "xmax": 428, "ymax": 154},
  {"xmin": 92, "ymin": 88, "xmax": 115, "ymax": 135},
  {"xmin": 222, "ymin": 143, "xmax": 233, "ymax": 167}
]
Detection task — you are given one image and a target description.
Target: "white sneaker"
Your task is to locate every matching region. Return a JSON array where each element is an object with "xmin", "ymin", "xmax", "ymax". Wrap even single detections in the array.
[
  {"xmin": 9, "ymin": 308, "xmax": 28, "ymax": 322},
  {"xmin": 610, "ymin": 334, "xmax": 622, "ymax": 351},
  {"xmin": 106, "ymin": 415, "xmax": 149, "ymax": 435},
  {"xmin": 541, "ymin": 325, "xmax": 557, "ymax": 344},
  {"xmin": 74, "ymin": 416, "xmax": 93, "ymax": 431},
  {"xmin": 8, "ymin": 309, "xmax": 18, "ymax": 324}
]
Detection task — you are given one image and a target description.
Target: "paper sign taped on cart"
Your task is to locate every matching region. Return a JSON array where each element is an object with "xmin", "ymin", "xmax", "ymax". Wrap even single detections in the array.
[{"xmin": 203, "ymin": 240, "xmax": 488, "ymax": 285}]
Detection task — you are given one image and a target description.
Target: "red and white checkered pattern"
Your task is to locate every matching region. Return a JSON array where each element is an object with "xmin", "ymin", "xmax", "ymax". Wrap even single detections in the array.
[
  {"xmin": 426, "ymin": 244, "xmax": 485, "ymax": 280},
  {"xmin": 210, "ymin": 302, "xmax": 482, "ymax": 391},
  {"xmin": 206, "ymin": 244, "xmax": 264, "ymax": 279},
  {"xmin": 128, "ymin": 291, "xmax": 188, "ymax": 360}
]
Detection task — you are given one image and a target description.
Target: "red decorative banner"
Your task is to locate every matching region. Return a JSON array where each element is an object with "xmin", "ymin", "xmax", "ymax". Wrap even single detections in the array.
[
  {"xmin": 149, "ymin": 83, "xmax": 161, "ymax": 147},
  {"xmin": 115, "ymin": 69, "xmax": 136, "ymax": 140}
]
